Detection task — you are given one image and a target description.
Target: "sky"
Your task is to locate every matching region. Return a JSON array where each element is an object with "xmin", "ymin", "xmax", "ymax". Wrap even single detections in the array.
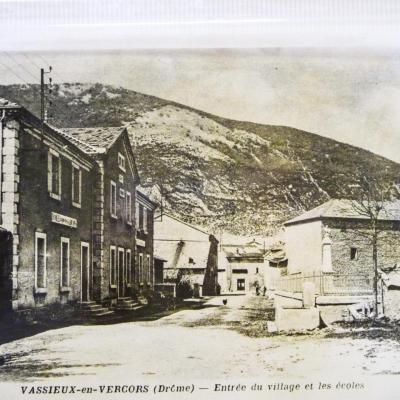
[
  {"xmin": 1, "ymin": 48, "xmax": 400, "ymax": 163},
  {"xmin": 0, "ymin": 1, "xmax": 399, "ymax": 162}
]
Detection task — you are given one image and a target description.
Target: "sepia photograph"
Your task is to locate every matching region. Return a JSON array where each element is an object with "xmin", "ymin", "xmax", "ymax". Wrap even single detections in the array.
[{"xmin": 0, "ymin": 1, "xmax": 400, "ymax": 399}]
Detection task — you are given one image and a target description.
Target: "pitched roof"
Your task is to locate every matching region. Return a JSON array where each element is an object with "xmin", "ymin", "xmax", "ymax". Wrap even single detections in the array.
[
  {"xmin": 155, "ymin": 213, "xmax": 212, "ymax": 237},
  {"xmin": 60, "ymin": 127, "xmax": 126, "ymax": 154},
  {"xmin": 285, "ymin": 198, "xmax": 400, "ymax": 226},
  {"xmin": 155, "ymin": 239, "xmax": 210, "ymax": 270},
  {"xmin": 0, "ymin": 97, "xmax": 20, "ymax": 109}
]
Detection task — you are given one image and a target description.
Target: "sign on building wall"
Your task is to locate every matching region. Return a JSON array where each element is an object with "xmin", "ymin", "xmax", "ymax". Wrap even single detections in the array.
[{"xmin": 51, "ymin": 212, "xmax": 78, "ymax": 228}]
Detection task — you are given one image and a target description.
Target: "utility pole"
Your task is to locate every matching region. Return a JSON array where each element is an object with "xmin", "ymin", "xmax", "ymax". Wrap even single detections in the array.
[{"xmin": 40, "ymin": 66, "xmax": 52, "ymax": 142}]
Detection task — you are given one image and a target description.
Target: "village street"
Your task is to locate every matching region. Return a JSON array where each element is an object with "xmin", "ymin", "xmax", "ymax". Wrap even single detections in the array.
[{"xmin": 1, "ymin": 294, "xmax": 400, "ymax": 389}]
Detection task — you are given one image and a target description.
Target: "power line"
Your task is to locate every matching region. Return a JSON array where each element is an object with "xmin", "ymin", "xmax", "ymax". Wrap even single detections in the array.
[
  {"xmin": 0, "ymin": 59, "xmax": 30, "ymax": 85},
  {"xmin": 2, "ymin": 51, "xmax": 38, "ymax": 82},
  {"xmin": 32, "ymin": 52, "xmax": 65, "ymax": 83},
  {"xmin": 20, "ymin": 52, "xmax": 42, "ymax": 70}
]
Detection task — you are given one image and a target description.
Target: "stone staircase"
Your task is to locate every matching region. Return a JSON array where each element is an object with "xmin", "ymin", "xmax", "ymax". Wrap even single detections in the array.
[
  {"xmin": 114, "ymin": 297, "xmax": 144, "ymax": 312},
  {"xmin": 79, "ymin": 301, "xmax": 114, "ymax": 319}
]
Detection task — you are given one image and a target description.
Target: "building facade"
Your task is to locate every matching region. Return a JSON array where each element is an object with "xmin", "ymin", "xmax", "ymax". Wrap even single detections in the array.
[
  {"xmin": 154, "ymin": 213, "xmax": 218, "ymax": 296},
  {"xmin": 284, "ymin": 199, "xmax": 400, "ymax": 289},
  {"xmin": 0, "ymin": 99, "xmax": 95, "ymax": 312},
  {"xmin": 135, "ymin": 190, "xmax": 157, "ymax": 289},
  {"xmin": 221, "ymin": 240, "xmax": 267, "ymax": 293},
  {"xmin": 61, "ymin": 127, "xmax": 142, "ymax": 305},
  {"xmin": 0, "ymin": 97, "xmax": 156, "ymax": 314}
]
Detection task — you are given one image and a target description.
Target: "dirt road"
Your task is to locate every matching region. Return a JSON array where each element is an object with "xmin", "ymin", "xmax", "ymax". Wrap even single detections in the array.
[{"xmin": 0, "ymin": 295, "xmax": 400, "ymax": 383}]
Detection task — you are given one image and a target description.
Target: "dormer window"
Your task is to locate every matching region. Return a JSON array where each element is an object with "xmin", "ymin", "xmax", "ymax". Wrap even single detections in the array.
[{"xmin": 118, "ymin": 152, "xmax": 126, "ymax": 172}]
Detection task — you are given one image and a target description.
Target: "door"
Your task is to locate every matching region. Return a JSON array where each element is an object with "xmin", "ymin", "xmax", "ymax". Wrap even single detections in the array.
[
  {"xmin": 81, "ymin": 242, "xmax": 90, "ymax": 302},
  {"xmin": 117, "ymin": 248, "xmax": 125, "ymax": 298},
  {"xmin": 237, "ymin": 278, "xmax": 245, "ymax": 291},
  {"xmin": 0, "ymin": 232, "xmax": 12, "ymax": 313}
]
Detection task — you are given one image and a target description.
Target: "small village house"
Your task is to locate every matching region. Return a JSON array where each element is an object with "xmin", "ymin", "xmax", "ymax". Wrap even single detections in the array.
[
  {"xmin": 277, "ymin": 198, "xmax": 400, "ymax": 322},
  {"xmin": 153, "ymin": 213, "xmax": 218, "ymax": 297},
  {"xmin": 220, "ymin": 240, "xmax": 267, "ymax": 294}
]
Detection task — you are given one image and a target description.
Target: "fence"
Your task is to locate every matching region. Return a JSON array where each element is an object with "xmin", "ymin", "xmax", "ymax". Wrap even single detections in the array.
[{"xmin": 273, "ymin": 272, "xmax": 373, "ymax": 296}]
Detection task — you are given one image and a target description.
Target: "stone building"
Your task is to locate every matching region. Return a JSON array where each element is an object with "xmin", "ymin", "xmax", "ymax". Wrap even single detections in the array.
[
  {"xmin": 277, "ymin": 198, "xmax": 400, "ymax": 322},
  {"xmin": 61, "ymin": 126, "xmax": 141, "ymax": 305},
  {"xmin": 284, "ymin": 199, "xmax": 400, "ymax": 284},
  {"xmin": 135, "ymin": 190, "xmax": 157, "ymax": 289},
  {"xmin": 0, "ymin": 97, "xmax": 156, "ymax": 316},
  {"xmin": 220, "ymin": 240, "xmax": 267, "ymax": 293},
  {"xmin": 154, "ymin": 213, "xmax": 218, "ymax": 296},
  {"xmin": 0, "ymin": 98, "xmax": 96, "ymax": 312}
]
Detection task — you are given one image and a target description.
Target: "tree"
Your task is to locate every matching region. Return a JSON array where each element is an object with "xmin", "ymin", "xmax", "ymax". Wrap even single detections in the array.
[{"xmin": 350, "ymin": 166, "xmax": 399, "ymax": 316}]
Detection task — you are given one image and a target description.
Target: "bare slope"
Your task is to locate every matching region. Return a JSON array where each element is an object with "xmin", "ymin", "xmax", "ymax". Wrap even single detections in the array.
[{"xmin": 1, "ymin": 83, "xmax": 399, "ymax": 235}]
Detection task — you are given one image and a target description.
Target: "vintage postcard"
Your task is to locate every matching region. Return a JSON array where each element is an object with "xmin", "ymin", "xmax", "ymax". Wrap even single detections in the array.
[{"xmin": 1, "ymin": 2, "xmax": 400, "ymax": 400}]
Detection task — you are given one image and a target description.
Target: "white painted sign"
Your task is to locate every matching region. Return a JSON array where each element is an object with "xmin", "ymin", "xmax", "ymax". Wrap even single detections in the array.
[
  {"xmin": 51, "ymin": 212, "xmax": 77, "ymax": 228},
  {"xmin": 136, "ymin": 238, "xmax": 146, "ymax": 247}
]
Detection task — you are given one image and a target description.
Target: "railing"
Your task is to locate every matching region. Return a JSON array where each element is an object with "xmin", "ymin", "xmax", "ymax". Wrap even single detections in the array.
[{"xmin": 272, "ymin": 272, "xmax": 373, "ymax": 296}]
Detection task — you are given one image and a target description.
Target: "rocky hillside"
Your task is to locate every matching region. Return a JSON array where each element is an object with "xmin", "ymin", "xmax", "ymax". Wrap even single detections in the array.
[{"xmin": 1, "ymin": 83, "xmax": 399, "ymax": 236}]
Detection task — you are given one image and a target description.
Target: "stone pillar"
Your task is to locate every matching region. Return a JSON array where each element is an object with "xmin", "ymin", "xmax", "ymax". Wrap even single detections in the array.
[
  {"xmin": 92, "ymin": 161, "xmax": 105, "ymax": 301},
  {"xmin": 1, "ymin": 117, "xmax": 20, "ymax": 310},
  {"xmin": 302, "ymin": 282, "xmax": 316, "ymax": 308}
]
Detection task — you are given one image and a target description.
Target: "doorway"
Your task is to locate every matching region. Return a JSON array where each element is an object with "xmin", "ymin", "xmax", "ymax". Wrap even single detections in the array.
[
  {"xmin": 81, "ymin": 242, "xmax": 91, "ymax": 302},
  {"xmin": 117, "ymin": 248, "xmax": 125, "ymax": 298}
]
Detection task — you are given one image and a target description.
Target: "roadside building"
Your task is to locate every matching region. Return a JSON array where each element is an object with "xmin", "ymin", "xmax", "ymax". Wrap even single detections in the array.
[
  {"xmin": 277, "ymin": 198, "xmax": 400, "ymax": 322},
  {"xmin": 135, "ymin": 190, "xmax": 157, "ymax": 289},
  {"xmin": 154, "ymin": 213, "xmax": 218, "ymax": 296},
  {"xmin": 0, "ymin": 98, "xmax": 96, "ymax": 313},
  {"xmin": 0, "ymin": 97, "xmax": 157, "ymax": 317},
  {"xmin": 221, "ymin": 239, "xmax": 266, "ymax": 293},
  {"xmin": 61, "ymin": 126, "xmax": 141, "ymax": 305}
]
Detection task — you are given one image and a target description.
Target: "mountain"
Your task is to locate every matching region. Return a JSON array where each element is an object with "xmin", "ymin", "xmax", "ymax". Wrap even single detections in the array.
[{"xmin": 1, "ymin": 83, "xmax": 399, "ymax": 237}]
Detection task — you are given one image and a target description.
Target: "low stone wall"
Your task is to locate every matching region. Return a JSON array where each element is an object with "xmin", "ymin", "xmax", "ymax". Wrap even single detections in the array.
[
  {"xmin": 275, "ymin": 306, "xmax": 320, "ymax": 331},
  {"xmin": 274, "ymin": 290, "xmax": 375, "ymax": 325},
  {"xmin": 316, "ymin": 295, "xmax": 373, "ymax": 325}
]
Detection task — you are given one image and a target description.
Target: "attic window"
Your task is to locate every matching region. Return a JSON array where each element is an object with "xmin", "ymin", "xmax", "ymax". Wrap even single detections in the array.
[
  {"xmin": 188, "ymin": 257, "xmax": 194, "ymax": 264},
  {"xmin": 350, "ymin": 247, "xmax": 358, "ymax": 260},
  {"xmin": 118, "ymin": 152, "xmax": 126, "ymax": 172}
]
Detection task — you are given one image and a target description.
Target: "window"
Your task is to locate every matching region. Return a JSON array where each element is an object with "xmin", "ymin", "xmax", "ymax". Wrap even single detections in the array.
[
  {"xmin": 143, "ymin": 207, "xmax": 148, "ymax": 233},
  {"xmin": 139, "ymin": 253, "xmax": 143, "ymax": 283},
  {"xmin": 233, "ymin": 269, "xmax": 248, "ymax": 274},
  {"xmin": 256, "ymin": 267, "xmax": 259, "ymax": 274},
  {"xmin": 126, "ymin": 249, "xmax": 132, "ymax": 284},
  {"xmin": 60, "ymin": 237, "xmax": 70, "ymax": 288},
  {"xmin": 189, "ymin": 257, "xmax": 194, "ymax": 264},
  {"xmin": 48, "ymin": 150, "xmax": 61, "ymax": 200},
  {"xmin": 118, "ymin": 152, "xmax": 126, "ymax": 172},
  {"xmin": 35, "ymin": 232, "xmax": 47, "ymax": 290},
  {"xmin": 350, "ymin": 247, "xmax": 358, "ymax": 260},
  {"xmin": 110, "ymin": 180, "xmax": 117, "ymax": 218},
  {"xmin": 126, "ymin": 191, "xmax": 132, "ymax": 224},
  {"xmin": 237, "ymin": 279, "xmax": 245, "ymax": 291},
  {"xmin": 146, "ymin": 254, "xmax": 151, "ymax": 283},
  {"xmin": 110, "ymin": 246, "xmax": 117, "ymax": 286},
  {"xmin": 135, "ymin": 202, "xmax": 140, "ymax": 231},
  {"xmin": 72, "ymin": 165, "xmax": 81, "ymax": 207}
]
